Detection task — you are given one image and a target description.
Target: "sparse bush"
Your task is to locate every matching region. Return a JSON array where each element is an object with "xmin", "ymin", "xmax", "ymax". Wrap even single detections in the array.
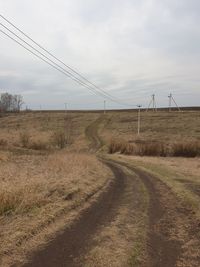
[
  {"xmin": 52, "ymin": 130, "xmax": 68, "ymax": 149},
  {"xmin": 0, "ymin": 190, "xmax": 22, "ymax": 215},
  {"xmin": 0, "ymin": 138, "xmax": 7, "ymax": 147},
  {"xmin": 138, "ymin": 142, "xmax": 167, "ymax": 157},
  {"xmin": 109, "ymin": 139, "xmax": 122, "ymax": 153},
  {"xmin": 109, "ymin": 139, "xmax": 167, "ymax": 156},
  {"xmin": 109, "ymin": 139, "xmax": 136, "ymax": 155},
  {"xmin": 29, "ymin": 140, "xmax": 48, "ymax": 150},
  {"xmin": 19, "ymin": 131, "xmax": 31, "ymax": 148},
  {"xmin": 171, "ymin": 142, "xmax": 200, "ymax": 157}
]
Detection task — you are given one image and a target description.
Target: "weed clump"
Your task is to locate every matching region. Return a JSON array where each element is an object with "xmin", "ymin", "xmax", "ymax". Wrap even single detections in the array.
[
  {"xmin": 109, "ymin": 139, "xmax": 136, "ymax": 155},
  {"xmin": 109, "ymin": 139, "xmax": 200, "ymax": 157},
  {"xmin": 19, "ymin": 131, "xmax": 31, "ymax": 148},
  {"xmin": 172, "ymin": 142, "xmax": 200, "ymax": 157},
  {"xmin": 138, "ymin": 142, "xmax": 167, "ymax": 157},
  {"xmin": 29, "ymin": 141, "xmax": 48, "ymax": 150},
  {"xmin": 0, "ymin": 138, "xmax": 7, "ymax": 147},
  {"xmin": 51, "ymin": 130, "xmax": 68, "ymax": 149}
]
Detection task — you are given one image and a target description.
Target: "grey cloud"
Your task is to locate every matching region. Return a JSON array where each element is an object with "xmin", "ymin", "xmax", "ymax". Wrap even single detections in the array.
[{"xmin": 0, "ymin": 0, "xmax": 199, "ymax": 109}]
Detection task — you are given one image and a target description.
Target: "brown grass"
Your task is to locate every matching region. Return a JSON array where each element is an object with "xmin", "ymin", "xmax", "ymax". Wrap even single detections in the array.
[
  {"xmin": 51, "ymin": 129, "xmax": 68, "ymax": 149},
  {"xmin": 108, "ymin": 139, "xmax": 135, "ymax": 154},
  {"xmin": 0, "ymin": 111, "xmax": 112, "ymax": 266},
  {"xmin": 172, "ymin": 141, "xmax": 200, "ymax": 157},
  {"xmin": 109, "ymin": 139, "xmax": 200, "ymax": 157},
  {"xmin": 19, "ymin": 131, "xmax": 31, "ymax": 148},
  {"xmin": 1, "ymin": 109, "xmax": 200, "ymax": 266},
  {"xmin": 0, "ymin": 151, "xmax": 112, "ymax": 266},
  {"xmin": 103, "ymin": 111, "xmax": 200, "ymax": 149}
]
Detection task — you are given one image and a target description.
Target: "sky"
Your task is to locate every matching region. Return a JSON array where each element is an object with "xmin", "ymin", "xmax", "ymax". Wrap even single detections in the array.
[{"xmin": 0, "ymin": 0, "xmax": 200, "ymax": 110}]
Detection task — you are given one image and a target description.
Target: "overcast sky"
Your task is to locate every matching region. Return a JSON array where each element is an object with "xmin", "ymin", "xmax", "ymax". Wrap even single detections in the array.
[{"xmin": 0, "ymin": 0, "xmax": 200, "ymax": 109}]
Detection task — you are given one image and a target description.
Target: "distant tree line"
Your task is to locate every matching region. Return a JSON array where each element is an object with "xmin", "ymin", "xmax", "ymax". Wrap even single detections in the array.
[{"xmin": 0, "ymin": 92, "xmax": 24, "ymax": 112}]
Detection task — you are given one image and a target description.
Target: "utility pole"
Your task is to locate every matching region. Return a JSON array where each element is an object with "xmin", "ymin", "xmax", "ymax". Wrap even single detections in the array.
[
  {"xmin": 104, "ymin": 100, "xmax": 106, "ymax": 115},
  {"xmin": 137, "ymin": 105, "xmax": 142, "ymax": 136},
  {"xmin": 146, "ymin": 94, "xmax": 157, "ymax": 112},
  {"xmin": 171, "ymin": 94, "xmax": 181, "ymax": 112},
  {"xmin": 168, "ymin": 93, "xmax": 172, "ymax": 112},
  {"xmin": 152, "ymin": 94, "xmax": 157, "ymax": 111},
  {"xmin": 168, "ymin": 93, "xmax": 180, "ymax": 112},
  {"xmin": 64, "ymin": 103, "xmax": 68, "ymax": 115}
]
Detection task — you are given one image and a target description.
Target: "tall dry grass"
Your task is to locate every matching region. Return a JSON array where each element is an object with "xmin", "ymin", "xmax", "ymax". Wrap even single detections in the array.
[
  {"xmin": 109, "ymin": 139, "xmax": 200, "ymax": 157},
  {"xmin": 172, "ymin": 142, "xmax": 200, "ymax": 157},
  {"xmin": 0, "ymin": 151, "xmax": 112, "ymax": 267},
  {"xmin": 0, "ymin": 152, "xmax": 109, "ymax": 216}
]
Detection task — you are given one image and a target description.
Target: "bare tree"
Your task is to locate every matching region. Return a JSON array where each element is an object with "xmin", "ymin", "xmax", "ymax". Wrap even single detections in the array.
[{"xmin": 0, "ymin": 93, "xmax": 24, "ymax": 112}]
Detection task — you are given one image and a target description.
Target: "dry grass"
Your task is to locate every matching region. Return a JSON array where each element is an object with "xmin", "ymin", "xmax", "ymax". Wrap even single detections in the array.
[
  {"xmin": 103, "ymin": 111, "xmax": 200, "ymax": 148},
  {"xmin": 109, "ymin": 138, "xmax": 200, "ymax": 157},
  {"xmin": 108, "ymin": 139, "xmax": 136, "ymax": 155},
  {"xmin": 110, "ymin": 154, "xmax": 200, "ymax": 214},
  {"xmin": 1, "ymin": 109, "xmax": 200, "ymax": 266},
  {"xmin": 0, "ymin": 111, "xmax": 113, "ymax": 266},
  {"xmin": 0, "ymin": 111, "xmax": 100, "ymax": 151},
  {"xmin": 171, "ymin": 141, "xmax": 200, "ymax": 157},
  {"xmin": 106, "ymin": 154, "xmax": 200, "ymax": 267},
  {"xmin": 0, "ymin": 151, "xmax": 112, "ymax": 266}
]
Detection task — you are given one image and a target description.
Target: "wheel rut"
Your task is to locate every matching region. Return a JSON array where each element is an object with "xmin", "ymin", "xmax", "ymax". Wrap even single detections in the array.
[
  {"xmin": 86, "ymin": 115, "xmax": 183, "ymax": 267},
  {"xmin": 20, "ymin": 115, "xmax": 199, "ymax": 267},
  {"xmin": 20, "ymin": 161, "xmax": 127, "ymax": 267},
  {"xmin": 85, "ymin": 115, "xmax": 107, "ymax": 152},
  {"xmin": 127, "ymin": 165, "xmax": 181, "ymax": 267}
]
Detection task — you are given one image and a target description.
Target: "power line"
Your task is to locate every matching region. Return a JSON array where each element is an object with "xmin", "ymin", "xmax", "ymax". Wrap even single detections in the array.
[
  {"xmin": 0, "ymin": 14, "xmax": 136, "ymax": 107},
  {"xmin": 0, "ymin": 26, "xmax": 114, "ymax": 100},
  {"xmin": 0, "ymin": 29, "xmax": 110, "ymax": 101},
  {"xmin": 0, "ymin": 14, "xmax": 115, "ymax": 99}
]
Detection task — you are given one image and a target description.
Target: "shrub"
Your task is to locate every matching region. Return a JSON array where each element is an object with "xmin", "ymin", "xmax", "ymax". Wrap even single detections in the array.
[
  {"xmin": 0, "ymin": 138, "xmax": 7, "ymax": 147},
  {"xmin": 19, "ymin": 131, "xmax": 31, "ymax": 148},
  {"xmin": 138, "ymin": 142, "xmax": 167, "ymax": 156},
  {"xmin": 52, "ymin": 130, "xmax": 68, "ymax": 149},
  {"xmin": 0, "ymin": 190, "xmax": 21, "ymax": 215},
  {"xmin": 29, "ymin": 141, "xmax": 48, "ymax": 150},
  {"xmin": 109, "ymin": 139, "xmax": 167, "ymax": 156},
  {"xmin": 109, "ymin": 139, "xmax": 135, "ymax": 155},
  {"xmin": 172, "ymin": 142, "xmax": 200, "ymax": 157}
]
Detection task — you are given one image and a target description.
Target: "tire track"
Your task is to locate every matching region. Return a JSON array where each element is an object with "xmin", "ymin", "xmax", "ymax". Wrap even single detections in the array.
[
  {"xmin": 85, "ymin": 115, "xmax": 107, "ymax": 152},
  {"xmin": 110, "ymin": 160, "xmax": 182, "ymax": 267},
  {"xmin": 85, "ymin": 115, "xmax": 183, "ymax": 267},
  {"xmin": 20, "ymin": 161, "xmax": 127, "ymax": 267},
  {"xmin": 21, "ymin": 115, "xmax": 192, "ymax": 267}
]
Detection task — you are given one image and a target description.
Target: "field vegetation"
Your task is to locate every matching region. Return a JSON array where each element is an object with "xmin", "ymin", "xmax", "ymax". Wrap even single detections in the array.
[
  {"xmin": 1, "ymin": 109, "xmax": 200, "ymax": 266},
  {"xmin": 0, "ymin": 111, "xmax": 112, "ymax": 267},
  {"xmin": 102, "ymin": 110, "xmax": 200, "ymax": 157}
]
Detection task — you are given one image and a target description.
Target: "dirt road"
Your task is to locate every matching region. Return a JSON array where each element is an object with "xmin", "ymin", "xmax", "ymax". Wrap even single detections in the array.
[
  {"xmin": 85, "ymin": 114, "xmax": 109, "ymax": 152},
  {"xmin": 22, "ymin": 115, "xmax": 200, "ymax": 267},
  {"xmin": 20, "ymin": 161, "xmax": 128, "ymax": 267}
]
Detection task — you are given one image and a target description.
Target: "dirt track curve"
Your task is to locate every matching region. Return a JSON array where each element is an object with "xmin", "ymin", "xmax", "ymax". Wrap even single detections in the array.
[
  {"xmin": 20, "ymin": 161, "xmax": 127, "ymax": 267},
  {"xmin": 21, "ymin": 115, "xmax": 200, "ymax": 267}
]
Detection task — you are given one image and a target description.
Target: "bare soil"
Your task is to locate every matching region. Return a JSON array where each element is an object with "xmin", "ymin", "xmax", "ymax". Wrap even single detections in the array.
[
  {"xmin": 121, "ymin": 163, "xmax": 181, "ymax": 267},
  {"xmin": 18, "ymin": 161, "xmax": 127, "ymax": 267},
  {"xmin": 110, "ymin": 158, "xmax": 200, "ymax": 267}
]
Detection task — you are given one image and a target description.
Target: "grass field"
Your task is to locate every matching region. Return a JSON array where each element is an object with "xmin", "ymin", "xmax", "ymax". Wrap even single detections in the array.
[
  {"xmin": 101, "ymin": 110, "xmax": 200, "ymax": 156},
  {"xmin": 0, "ymin": 111, "xmax": 112, "ymax": 266},
  {"xmin": 0, "ymin": 109, "xmax": 200, "ymax": 266}
]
